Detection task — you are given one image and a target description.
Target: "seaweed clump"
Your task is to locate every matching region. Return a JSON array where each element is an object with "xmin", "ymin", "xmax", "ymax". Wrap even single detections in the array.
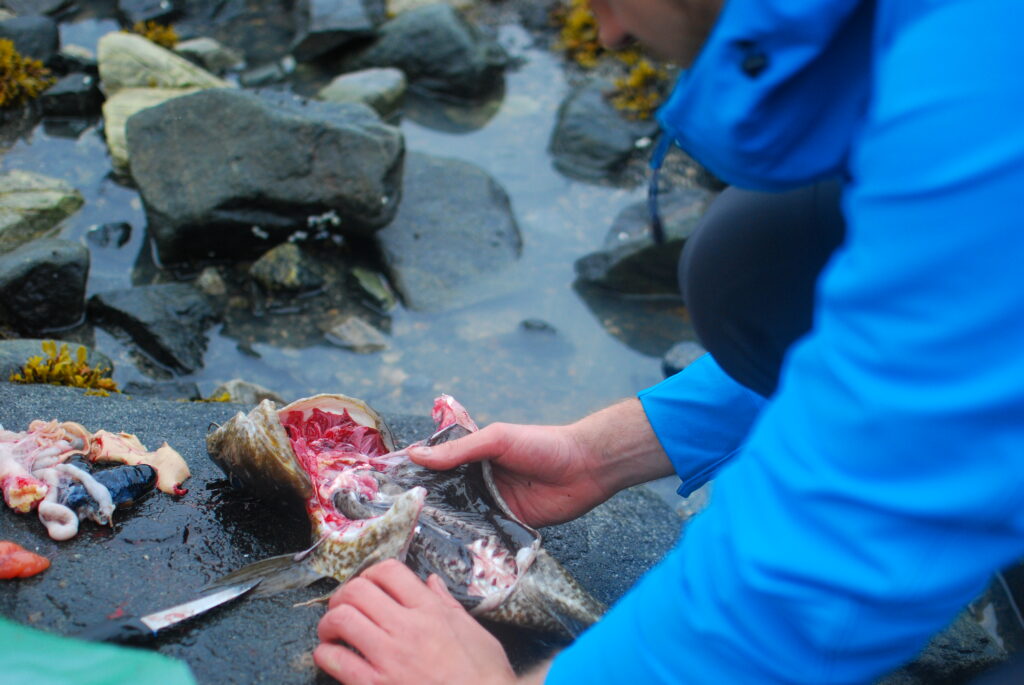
[
  {"xmin": 553, "ymin": 0, "xmax": 603, "ymax": 68},
  {"xmin": 551, "ymin": 0, "xmax": 671, "ymax": 120},
  {"xmin": 610, "ymin": 56, "xmax": 669, "ymax": 120},
  {"xmin": 10, "ymin": 341, "xmax": 120, "ymax": 396},
  {"xmin": 130, "ymin": 21, "xmax": 179, "ymax": 49},
  {"xmin": 0, "ymin": 39, "xmax": 56, "ymax": 109}
]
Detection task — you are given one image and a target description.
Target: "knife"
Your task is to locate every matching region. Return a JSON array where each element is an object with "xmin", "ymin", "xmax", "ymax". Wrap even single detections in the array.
[{"xmin": 75, "ymin": 578, "xmax": 261, "ymax": 645}]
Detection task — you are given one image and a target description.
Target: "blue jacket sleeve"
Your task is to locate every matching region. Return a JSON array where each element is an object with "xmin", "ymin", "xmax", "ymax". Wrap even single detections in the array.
[
  {"xmin": 547, "ymin": 2, "xmax": 1024, "ymax": 683},
  {"xmin": 638, "ymin": 354, "xmax": 766, "ymax": 496}
]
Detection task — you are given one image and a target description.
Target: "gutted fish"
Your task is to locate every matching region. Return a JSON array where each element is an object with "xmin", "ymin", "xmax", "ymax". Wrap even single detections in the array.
[{"xmin": 206, "ymin": 393, "xmax": 605, "ymax": 637}]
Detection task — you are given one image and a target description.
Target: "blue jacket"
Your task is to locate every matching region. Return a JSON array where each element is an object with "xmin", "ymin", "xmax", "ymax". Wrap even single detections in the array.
[{"xmin": 548, "ymin": 0, "xmax": 1024, "ymax": 682}]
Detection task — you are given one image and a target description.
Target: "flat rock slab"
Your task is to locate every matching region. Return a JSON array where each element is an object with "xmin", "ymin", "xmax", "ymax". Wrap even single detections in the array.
[
  {"xmin": 375, "ymin": 151, "xmax": 522, "ymax": 311},
  {"xmin": 0, "ymin": 383, "xmax": 683, "ymax": 683}
]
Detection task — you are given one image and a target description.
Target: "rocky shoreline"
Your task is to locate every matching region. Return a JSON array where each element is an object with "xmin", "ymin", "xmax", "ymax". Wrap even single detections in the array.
[{"xmin": 0, "ymin": 0, "xmax": 1018, "ymax": 681}]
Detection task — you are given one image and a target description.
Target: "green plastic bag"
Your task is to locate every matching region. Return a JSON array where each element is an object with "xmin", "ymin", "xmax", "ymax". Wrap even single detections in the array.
[{"xmin": 0, "ymin": 617, "xmax": 197, "ymax": 685}]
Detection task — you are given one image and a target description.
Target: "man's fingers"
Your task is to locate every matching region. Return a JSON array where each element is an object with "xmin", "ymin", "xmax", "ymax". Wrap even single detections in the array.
[
  {"xmin": 360, "ymin": 558, "xmax": 438, "ymax": 609},
  {"xmin": 427, "ymin": 573, "xmax": 464, "ymax": 610},
  {"xmin": 331, "ymin": 575, "xmax": 406, "ymax": 627},
  {"xmin": 317, "ymin": 604, "xmax": 390, "ymax": 664},
  {"xmin": 313, "ymin": 642, "xmax": 379, "ymax": 685},
  {"xmin": 408, "ymin": 424, "xmax": 508, "ymax": 469}
]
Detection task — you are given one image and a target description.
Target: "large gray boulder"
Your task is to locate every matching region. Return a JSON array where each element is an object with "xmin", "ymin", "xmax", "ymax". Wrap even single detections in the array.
[
  {"xmin": 574, "ymin": 186, "xmax": 715, "ymax": 296},
  {"xmin": 375, "ymin": 152, "xmax": 521, "ymax": 311},
  {"xmin": 290, "ymin": 0, "xmax": 386, "ymax": 62},
  {"xmin": 87, "ymin": 283, "xmax": 217, "ymax": 374},
  {"xmin": 338, "ymin": 3, "xmax": 506, "ymax": 100},
  {"xmin": 0, "ymin": 170, "xmax": 83, "ymax": 255},
  {"xmin": 0, "ymin": 239, "xmax": 89, "ymax": 333},
  {"xmin": 125, "ymin": 89, "xmax": 405, "ymax": 265},
  {"xmin": 549, "ymin": 77, "xmax": 659, "ymax": 181},
  {"xmin": 0, "ymin": 14, "xmax": 58, "ymax": 63}
]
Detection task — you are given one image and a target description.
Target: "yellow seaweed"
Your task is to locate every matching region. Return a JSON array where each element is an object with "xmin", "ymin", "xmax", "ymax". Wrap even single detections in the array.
[
  {"xmin": 10, "ymin": 341, "xmax": 120, "ymax": 395},
  {"xmin": 129, "ymin": 21, "xmax": 179, "ymax": 49},
  {"xmin": 0, "ymin": 39, "xmax": 56, "ymax": 109}
]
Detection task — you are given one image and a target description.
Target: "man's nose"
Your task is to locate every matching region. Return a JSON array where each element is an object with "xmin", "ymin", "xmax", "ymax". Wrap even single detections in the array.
[{"xmin": 589, "ymin": 0, "xmax": 633, "ymax": 50}]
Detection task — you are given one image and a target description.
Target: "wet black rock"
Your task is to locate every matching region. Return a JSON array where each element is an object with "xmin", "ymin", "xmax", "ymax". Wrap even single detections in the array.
[
  {"xmin": 574, "ymin": 186, "xmax": 714, "ymax": 296},
  {"xmin": 0, "ymin": 338, "xmax": 112, "ymax": 381},
  {"xmin": 0, "ymin": 239, "xmax": 88, "ymax": 333},
  {"xmin": 0, "ymin": 383, "xmax": 681, "ymax": 681},
  {"xmin": 0, "ymin": 14, "xmax": 58, "ymax": 63},
  {"xmin": 549, "ymin": 77, "xmax": 659, "ymax": 181},
  {"xmin": 85, "ymin": 222, "xmax": 132, "ymax": 249},
  {"xmin": 117, "ymin": 0, "xmax": 181, "ymax": 25},
  {"xmin": 290, "ymin": 0, "xmax": 386, "ymax": 62},
  {"xmin": 249, "ymin": 242, "xmax": 325, "ymax": 294},
  {"xmin": 338, "ymin": 3, "xmax": 507, "ymax": 100},
  {"xmin": 375, "ymin": 152, "xmax": 522, "ymax": 311},
  {"xmin": 48, "ymin": 46, "xmax": 99, "ymax": 77},
  {"xmin": 39, "ymin": 72, "xmax": 103, "ymax": 116},
  {"xmin": 662, "ymin": 340, "xmax": 706, "ymax": 377},
  {"xmin": 87, "ymin": 283, "xmax": 218, "ymax": 374},
  {"xmin": 122, "ymin": 379, "xmax": 201, "ymax": 401},
  {"xmin": 125, "ymin": 89, "xmax": 404, "ymax": 265},
  {"xmin": 880, "ymin": 612, "xmax": 1006, "ymax": 684},
  {"xmin": 238, "ymin": 57, "xmax": 292, "ymax": 87}
]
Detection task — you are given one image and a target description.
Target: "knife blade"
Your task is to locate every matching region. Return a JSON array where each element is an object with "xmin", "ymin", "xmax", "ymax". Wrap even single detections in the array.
[{"xmin": 75, "ymin": 578, "xmax": 261, "ymax": 645}]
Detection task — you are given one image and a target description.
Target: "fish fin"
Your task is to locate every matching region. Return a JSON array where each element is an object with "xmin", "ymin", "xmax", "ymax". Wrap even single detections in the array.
[
  {"xmin": 206, "ymin": 552, "xmax": 326, "ymax": 597},
  {"xmin": 292, "ymin": 592, "xmax": 334, "ymax": 608}
]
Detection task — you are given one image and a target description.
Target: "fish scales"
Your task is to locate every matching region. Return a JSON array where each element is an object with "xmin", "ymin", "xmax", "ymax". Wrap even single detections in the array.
[{"xmin": 205, "ymin": 393, "xmax": 605, "ymax": 637}]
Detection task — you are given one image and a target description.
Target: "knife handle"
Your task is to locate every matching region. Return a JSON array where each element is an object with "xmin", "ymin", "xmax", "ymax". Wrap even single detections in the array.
[{"xmin": 75, "ymin": 617, "xmax": 156, "ymax": 645}]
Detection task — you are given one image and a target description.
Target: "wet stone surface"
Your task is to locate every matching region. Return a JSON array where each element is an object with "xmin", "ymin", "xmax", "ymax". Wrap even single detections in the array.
[{"xmin": 0, "ymin": 382, "xmax": 684, "ymax": 683}]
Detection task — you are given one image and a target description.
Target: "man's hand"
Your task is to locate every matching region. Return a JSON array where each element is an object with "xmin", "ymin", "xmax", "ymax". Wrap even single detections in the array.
[
  {"xmin": 409, "ymin": 398, "xmax": 673, "ymax": 527},
  {"xmin": 314, "ymin": 559, "xmax": 518, "ymax": 685}
]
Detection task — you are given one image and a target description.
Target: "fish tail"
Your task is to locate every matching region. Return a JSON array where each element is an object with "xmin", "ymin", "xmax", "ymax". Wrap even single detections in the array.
[{"xmin": 205, "ymin": 552, "xmax": 326, "ymax": 597}]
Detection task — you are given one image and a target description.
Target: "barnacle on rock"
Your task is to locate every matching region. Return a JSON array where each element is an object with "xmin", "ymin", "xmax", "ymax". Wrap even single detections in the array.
[
  {"xmin": 0, "ymin": 39, "xmax": 56, "ymax": 109},
  {"xmin": 610, "ymin": 58, "xmax": 669, "ymax": 120},
  {"xmin": 10, "ymin": 340, "xmax": 120, "ymax": 395},
  {"xmin": 129, "ymin": 21, "xmax": 179, "ymax": 49}
]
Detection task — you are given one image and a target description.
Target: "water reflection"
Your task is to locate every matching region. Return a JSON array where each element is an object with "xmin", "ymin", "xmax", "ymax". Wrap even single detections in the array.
[{"xmin": 0, "ymin": 17, "xmax": 690, "ymax": 426}]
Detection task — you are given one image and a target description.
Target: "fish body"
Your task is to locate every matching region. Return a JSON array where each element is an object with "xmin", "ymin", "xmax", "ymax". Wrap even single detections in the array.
[{"xmin": 206, "ymin": 393, "xmax": 605, "ymax": 637}]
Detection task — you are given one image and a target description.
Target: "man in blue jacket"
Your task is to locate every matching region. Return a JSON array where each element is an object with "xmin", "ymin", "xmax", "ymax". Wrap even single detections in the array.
[{"xmin": 314, "ymin": 0, "xmax": 1024, "ymax": 682}]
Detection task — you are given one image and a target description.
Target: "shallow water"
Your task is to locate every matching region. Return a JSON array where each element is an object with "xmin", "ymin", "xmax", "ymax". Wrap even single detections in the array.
[{"xmin": 1, "ymin": 14, "xmax": 694, "ymax": 426}]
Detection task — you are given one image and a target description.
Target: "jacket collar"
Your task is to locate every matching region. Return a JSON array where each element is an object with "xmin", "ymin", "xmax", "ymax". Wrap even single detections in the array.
[{"xmin": 655, "ymin": 0, "xmax": 874, "ymax": 190}]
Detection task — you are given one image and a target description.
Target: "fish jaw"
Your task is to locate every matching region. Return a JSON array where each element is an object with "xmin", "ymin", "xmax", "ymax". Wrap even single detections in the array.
[
  {"xmin": 309, "ymin": 486, "xmax": 426, "ymax": 584},
  {"xmin": 478, "ymin": 548, "xmax": 607, "ymax": 638},
  {"xmin": 206, "ymin": 399, "xmax": 314, "ymax": 504}
]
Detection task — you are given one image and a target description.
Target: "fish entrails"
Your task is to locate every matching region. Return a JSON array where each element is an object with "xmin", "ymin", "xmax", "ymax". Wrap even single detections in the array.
[{"xmin": 206, "ymin": 393, "xmax": 605, "ymax": 637}]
